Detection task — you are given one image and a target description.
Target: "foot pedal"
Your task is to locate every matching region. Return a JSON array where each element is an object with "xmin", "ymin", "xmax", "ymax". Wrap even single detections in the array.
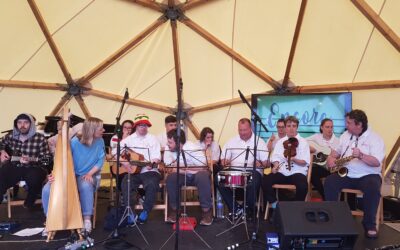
[{"xmin": 173, "ymin": 217, "xmax": 197, "ymax": 231}]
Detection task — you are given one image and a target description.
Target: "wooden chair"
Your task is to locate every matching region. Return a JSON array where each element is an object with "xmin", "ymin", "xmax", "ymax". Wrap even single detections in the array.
[
  {"xmin": 264, "ymin": 153, "xmax": 314, "ymax": 220},
  {"xmin": 340, "ymin": 158, "xmax": 386, "ymax": 230},
  {"xmin": 6, "ymin": 184, "xmax": 42, "ymax": 218}
]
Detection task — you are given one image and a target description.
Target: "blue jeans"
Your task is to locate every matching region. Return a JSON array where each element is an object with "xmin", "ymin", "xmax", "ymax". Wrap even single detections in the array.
[{"xmin": 42, "ymin": 175, "xmax": 98, "ymax": 216}]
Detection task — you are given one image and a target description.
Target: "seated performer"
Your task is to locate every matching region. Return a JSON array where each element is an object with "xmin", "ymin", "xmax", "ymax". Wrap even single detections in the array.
[
  {"xmin": 197, "ymin": 127, "xmax": 221, "ymax": 175},
  {"xmin": 108, "ymin": 119, "xmax": 134, "ymax": 191},
  {"xmin": 42, "ymin": 117, "xmax": 105, "ymax": 232},
  {"xmin": 0, "ymin": 113, "xmax": 51, "ymax": 208},
  {"xmin": 307, "ymin": 118, "xmax": 339, "ymax": 199},
  {"xmin": 164, "ymin": 129, "xmax": 213, "ymax": 226},
  {"xmin": 324, "ymin": 109, "xmax": 385, "ymax": 239},
  {"xmin": 116, "ymin": 114, "xmax": 161, "ymax": 224},
  {"xmin": 262, "ymin": 116, "xmax": 310, "ymax": 212},
  {"xmin": 264, "ymin": 118, "xmax": 286, "ymax": 175},
  {"xmin": 157, "ymin": 115, "xmax": 177, "ymax": 151},
  {"xmin": 218, "ymin": 118, "xmax": 268, "ymax": 218}
]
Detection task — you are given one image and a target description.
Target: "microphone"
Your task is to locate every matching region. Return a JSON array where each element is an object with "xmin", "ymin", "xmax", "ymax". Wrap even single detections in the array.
[
  {"xmin": 124, "ymin": 88, "xmax": 129, "ymax": 100},
  {"xmin": 238, "ymin": 90, "xmax": 246, "ymax": 102}
]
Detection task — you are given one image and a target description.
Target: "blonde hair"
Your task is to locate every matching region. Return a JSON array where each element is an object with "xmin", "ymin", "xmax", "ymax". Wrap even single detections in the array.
[{"xmin": 79, "ymin": 117, "xmax": 103, "ymax": 146}]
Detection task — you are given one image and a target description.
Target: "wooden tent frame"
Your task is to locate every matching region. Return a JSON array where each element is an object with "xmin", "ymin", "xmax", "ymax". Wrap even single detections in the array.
[{"xmin": 0, "ymin": 0, "xmax": 399, "ymax": 139}]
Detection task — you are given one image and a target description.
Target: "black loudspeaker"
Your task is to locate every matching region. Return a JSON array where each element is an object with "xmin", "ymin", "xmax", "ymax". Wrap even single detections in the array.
[{"xmin": 274, "ymin": 201, "xmax": 358, "ymax": 249}]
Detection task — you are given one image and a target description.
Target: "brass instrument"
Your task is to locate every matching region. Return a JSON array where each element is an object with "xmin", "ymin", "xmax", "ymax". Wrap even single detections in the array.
[{"xmin": 329, "ymin": 156, "xmax": 355, "ymax": 177}]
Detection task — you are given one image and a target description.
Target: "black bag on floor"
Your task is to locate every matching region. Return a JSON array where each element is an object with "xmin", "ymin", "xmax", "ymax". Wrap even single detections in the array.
[{"xmin": 103, "ymin": 206, "xmax": 130, "ymax": 231}]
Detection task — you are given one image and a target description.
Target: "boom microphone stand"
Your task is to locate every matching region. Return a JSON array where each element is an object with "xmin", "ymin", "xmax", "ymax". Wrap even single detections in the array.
[
  {"xmin": 104, "ymin": 89, "xmax": 137, "ymax": 249},
  {"xmin": 234, "ymin": 90, "xmax": 270, "ymax": 249}
]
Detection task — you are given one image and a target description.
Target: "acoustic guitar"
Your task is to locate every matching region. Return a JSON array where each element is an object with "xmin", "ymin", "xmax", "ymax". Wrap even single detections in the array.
[
  {"xmin": 110, "ymin": 148, "xmax": 155, "ymax": 175},
  {"xmin": 308, "ymin": 141, "xmax": 331, "ymax": 167}
]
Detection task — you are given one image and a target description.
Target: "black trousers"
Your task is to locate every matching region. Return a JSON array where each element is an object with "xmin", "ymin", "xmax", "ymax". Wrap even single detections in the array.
[
  {"xmin": 0, "ymin": 163, "xmax": 47, "ymax": 205},
  {"xmin": 324, "ymin": 174, "xmax": 381, "ymax": 230},
  {"xmin": 310, "ymin": 164, "xmax": 331, "ymax": 199},
  {"xmin": 121, "ymin": 171, "xmax": 161, "ymax": 213},
  {"xmin": 262, "ymin": 172, "xmax": 308, "ymax": 203}
]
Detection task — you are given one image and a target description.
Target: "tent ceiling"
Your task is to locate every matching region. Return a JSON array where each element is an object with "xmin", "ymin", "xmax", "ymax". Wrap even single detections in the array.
[{"xmin": 0, "ymin": 0, "xmax": 399, "ymax": 146}]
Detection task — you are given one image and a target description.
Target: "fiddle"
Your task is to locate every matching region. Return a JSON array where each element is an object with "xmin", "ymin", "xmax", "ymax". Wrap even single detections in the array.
[{"xmin": 283, "ymin": 137, "xmax": 299, "ymax": 171}]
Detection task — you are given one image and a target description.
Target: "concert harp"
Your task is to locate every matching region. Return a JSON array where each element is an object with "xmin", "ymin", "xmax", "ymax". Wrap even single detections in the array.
[{"xmin": 45, "ymin": 107, "xmax": 83, "ymax": 241}]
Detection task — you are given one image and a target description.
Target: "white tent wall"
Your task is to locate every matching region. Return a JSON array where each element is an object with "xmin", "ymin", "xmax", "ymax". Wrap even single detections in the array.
[{"xmin": 0, "ymin": 0, "xmax": 399, "ymax": 155}]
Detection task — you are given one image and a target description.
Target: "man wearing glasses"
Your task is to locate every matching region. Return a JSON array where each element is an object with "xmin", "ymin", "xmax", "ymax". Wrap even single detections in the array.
[{"xmin": 114, "ymin": 114, "xmax": 161, "ymax": 224}]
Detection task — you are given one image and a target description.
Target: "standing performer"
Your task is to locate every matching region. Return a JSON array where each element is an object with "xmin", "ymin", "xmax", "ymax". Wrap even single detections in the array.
[
  {"xmin": 116, "ymin": 114, "xmax": 161, "ymax": 224},
  {"xmin": 324, "ymin": 110, "xmax": 385, "ymax": 239},
  {"xmin": 164, "ymin": 129, "xmax": 213, "ymax": 226},
  {"xmin": 0, "ymin": 113, "xmax": 51, "ymax": 208},
  {"xmin": 42, "ymin": 117, "xmax": 105, "ymax": 233},
  {"xmin": 157, "ymin": 115, "xmax": 177, "ymax": 151},
  {"xmin": 262, "ymin": 116, "xmax": 310, "ymax": 212},
  {"xmin": 218, "ymin": 118, "xmax": 268, "ymax": 218},
  {"xmin": 307, "ymin": 118, "xmax": 339, "ymax": 199}
]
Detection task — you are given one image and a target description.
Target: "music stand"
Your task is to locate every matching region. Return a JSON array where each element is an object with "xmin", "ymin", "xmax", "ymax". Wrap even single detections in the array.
[
  {"xmin": 114, "ymin": 145, "xmax": 152, "ymax": 245},
  {"xmin": 160, "ymin": 148, "xmax": 212, "ymax": 249}
]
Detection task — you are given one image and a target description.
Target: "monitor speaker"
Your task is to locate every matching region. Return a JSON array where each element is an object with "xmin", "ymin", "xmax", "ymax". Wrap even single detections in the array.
[{"xmin": 274, "ymin": 201, "xmax": 358, "ymax": 249}]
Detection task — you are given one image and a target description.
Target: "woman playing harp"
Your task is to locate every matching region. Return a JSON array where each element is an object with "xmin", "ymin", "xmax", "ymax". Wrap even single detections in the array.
[{"xmin": 42, "ymin": 117, "xmax": 105, "ymax": 234}]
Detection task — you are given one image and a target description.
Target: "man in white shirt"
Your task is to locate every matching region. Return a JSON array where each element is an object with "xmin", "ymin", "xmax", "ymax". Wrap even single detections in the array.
[
  {"xmin": 164, "ymin": 129, "xmax": 213, "ymax": 226},
  {"xmin": 218, "ymin": 118, "xmax": 268, "ymax": 218},
  {"xmin": 264, "ymin": 118, "xmax": 286, "ymax": 175},
  {"xmin": 157, "ymin": 115, "xmax": 177, "ymax": 151},
  {"xmin": 115, "ymin": 114, "xmax": 161, "ymax": 224},
  {"xmin": 307, "ymin": 118, "xmax": 340, "ymax": 199},
  {"xmin": 262, "ymin": 116, "xmax": 310, "ymax": 211},
  {"xmin": 325, "ymin": 110, "xmax": 385, "ymax": 239}
]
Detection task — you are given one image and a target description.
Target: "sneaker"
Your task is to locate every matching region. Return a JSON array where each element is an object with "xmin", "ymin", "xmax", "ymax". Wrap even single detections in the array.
[
  {"xmin": 84, "ymin": 219, "xmax": 92, "ymax": 233},
  {"xmin": 166, "ymin": 209, "xmax": 177, "ymax": 224},
  {"xmin": 138, "ymin": 210, "xmax": 148, "ymax": 224},
  {"xmin": 41, "ymin": 228, "xmax": 48, "ymax": 237},
  {"xmin": 200, "ymin": 209, "xmax": 213, "ymax": 226},
  {"xmin": 127, "ymin": 213, "xmax": 137, "ymax": 225}
]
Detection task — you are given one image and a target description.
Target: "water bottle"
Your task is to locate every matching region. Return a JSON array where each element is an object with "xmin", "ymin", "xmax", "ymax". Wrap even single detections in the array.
[{"xmin": 216, "ymin": 191, "xmax": 224, "ymax": 219}]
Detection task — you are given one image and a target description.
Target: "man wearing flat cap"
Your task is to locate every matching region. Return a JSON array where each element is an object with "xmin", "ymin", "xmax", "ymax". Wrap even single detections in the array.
[
  {"xmin": 113, "ymin": 114, "xmax": 161, "ymax": 224},
  {"xmin": 0, "ymin": 113, "xmax": 51, "ymax": 208}
]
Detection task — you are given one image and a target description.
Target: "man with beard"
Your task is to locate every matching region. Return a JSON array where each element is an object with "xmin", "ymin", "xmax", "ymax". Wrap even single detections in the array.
[{"xmin": 0, "ymin": 113, "xmax": 51, "ymax": 208}]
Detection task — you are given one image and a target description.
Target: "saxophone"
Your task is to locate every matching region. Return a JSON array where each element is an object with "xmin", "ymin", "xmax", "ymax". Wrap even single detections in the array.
[{"xmin": 329, "ymin": 156, "xmax": 355, "ymax": 177}]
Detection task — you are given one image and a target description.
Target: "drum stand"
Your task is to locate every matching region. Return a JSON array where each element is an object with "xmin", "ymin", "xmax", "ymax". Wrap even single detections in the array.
[
  {"xmin": 216, "ymin": 180, "xmax": 249, "ymax": 239},
  {"xmin": 160, "ymin": 171, "xmax": 212, "ymax": 249},
  {"xmin": 116, "ymin": 172, "xmax": 149, "ymax": 245}
]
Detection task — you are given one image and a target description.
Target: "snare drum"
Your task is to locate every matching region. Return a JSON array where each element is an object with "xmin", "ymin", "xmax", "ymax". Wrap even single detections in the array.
[{"xmin": 217, "ymin": 170, "xmax": 252, "ymax": 188}]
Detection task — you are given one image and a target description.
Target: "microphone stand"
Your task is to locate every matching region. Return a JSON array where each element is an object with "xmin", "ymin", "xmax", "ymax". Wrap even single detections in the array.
[
  {"xmin": 236, "ymin": 90, "xmax": 269, "ymax": 249},
  {"xmin": 104, "ymin": 89, "xmax": 138, "ymax": 249}
]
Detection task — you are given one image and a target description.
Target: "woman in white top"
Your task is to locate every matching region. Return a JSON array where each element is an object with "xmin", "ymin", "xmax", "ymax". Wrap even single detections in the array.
[
  {"xmin": 108, "ymin": 119, "xmax": 134, "ymax": 190},
  {"xmin": 307, "ymin": 118, "xmax": 339, "ymax": 199}
]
